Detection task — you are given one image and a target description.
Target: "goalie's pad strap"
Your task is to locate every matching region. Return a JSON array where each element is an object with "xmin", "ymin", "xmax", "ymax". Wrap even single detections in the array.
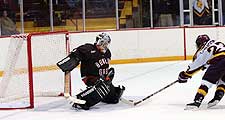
[
  {"xmin": 57, "ymin": 54, "xmax": 80, "ymax": 72},
  {"xmin": 101, "ymin": 85, "xmax": 125, "ymax": 104},
  {"xmin": 95, "ymin": 80, "xmax": 110, "ymax": 98}
]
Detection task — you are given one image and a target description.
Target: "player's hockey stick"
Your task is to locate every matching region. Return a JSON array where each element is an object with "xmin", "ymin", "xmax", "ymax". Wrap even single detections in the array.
[
  {"xmin": 133, "ymin": 80, "xmax": 178, "ymax": 106},
  {"xmin": 120, "ymin": 97, "xmax": 135, "ymax": 105},
  {"xmin": 120, "ymin": 80, "xmax": 178, "ymax": 106}
]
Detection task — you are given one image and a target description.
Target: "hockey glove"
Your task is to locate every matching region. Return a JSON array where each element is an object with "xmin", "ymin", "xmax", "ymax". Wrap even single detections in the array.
[
  {"xmin": 178, "ymin": 71, "xmax": 192, "ymax": 83},
  {"xmin": 56, "ymin": 54, "xmax": 80, "ymax": 72},
  {"xmin": 105, "ymin": 68, "xmax": 115, "ymax": 81},
  {"xmin": 100, "ymin": 67, "xmax": 115, "ymax": 85}
]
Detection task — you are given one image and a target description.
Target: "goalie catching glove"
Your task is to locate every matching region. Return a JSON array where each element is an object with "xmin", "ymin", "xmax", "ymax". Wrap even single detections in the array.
[
  {"xmin": 178, "ymin": 71, "xmax": 192, "ymax": 83},
  {"xmin": 101, "ymin": 67, "xmax": 115, "ymax": 84}
]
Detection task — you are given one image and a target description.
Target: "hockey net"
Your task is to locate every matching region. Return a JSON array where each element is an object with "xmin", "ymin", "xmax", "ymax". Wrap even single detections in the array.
[{"xmin": 0, "ymin": 31, "xmax": 70, "ymax": 109}]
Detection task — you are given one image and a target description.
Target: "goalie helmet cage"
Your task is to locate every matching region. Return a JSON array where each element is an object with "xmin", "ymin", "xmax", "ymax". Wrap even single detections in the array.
[{"xmin": 0, "ymin": 31, "xmax": 71, "ymax": 110}]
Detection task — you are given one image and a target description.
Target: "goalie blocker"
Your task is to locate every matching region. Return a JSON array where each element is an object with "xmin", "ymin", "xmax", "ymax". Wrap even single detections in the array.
[{"xmin": 57, "ymin": 54, "xmax": 80, "ymax": 72}]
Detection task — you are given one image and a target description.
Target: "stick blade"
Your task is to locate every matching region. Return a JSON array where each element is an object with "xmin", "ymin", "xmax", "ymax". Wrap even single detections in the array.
[
  {"xmin": 64, "ymin": 93, "xmax": 86, "ymax": 104},
  {"xmin": 120, "ymin": 97, "xmax": 135, "ymax": 106}
]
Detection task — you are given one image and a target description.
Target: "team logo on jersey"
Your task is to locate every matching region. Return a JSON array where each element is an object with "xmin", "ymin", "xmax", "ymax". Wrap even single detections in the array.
[
  {"xmin": 95, "ymin": 58, "xmax": 109, "ymax": 68},
  {"xmin": 193, "ymin": 0, "xmax": 210, "ymax": 17}
]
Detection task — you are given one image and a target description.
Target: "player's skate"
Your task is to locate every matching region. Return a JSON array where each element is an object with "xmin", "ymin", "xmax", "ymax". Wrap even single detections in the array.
[
  {"xmin": 207, "ymin": 90, "xmax": 224, "ymax": 108},
  {"xmin": 207, "ymin": 99, "xmax": 220, "ymax": 108},
  {"xmin": 185, "ymin": 91, "xmax": 205, "ymax": 110},
  {"xmin": 184, "ymin": 102, "xmax": 201, "ymax": 110}
]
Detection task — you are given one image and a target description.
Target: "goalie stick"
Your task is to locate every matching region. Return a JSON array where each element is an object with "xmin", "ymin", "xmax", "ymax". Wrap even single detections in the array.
[
  {"xmin": 120, "ymin": 80, "xmax": 178, "ymax": 106},
  {"xmin": 61, "ymin": 40, "xmax": 86, "ymax": 105},
  {"xmin": 64, "ymin": 71, "xmax": 86, "ymax": 105},
  {"xmin": 64, "ymin": 93, "xmax": 86, "ymax": 104}
]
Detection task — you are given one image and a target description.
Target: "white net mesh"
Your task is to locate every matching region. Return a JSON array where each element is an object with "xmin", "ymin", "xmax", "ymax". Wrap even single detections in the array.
[
  {"xmin": 31, "ymin": 33, "xmax": 67, "ymax": 97},
  {"xmin": 0, "ymin": 34, "xmax": 29, "ymax": 108},
  {"xmin": 0, "ymin": 32, "xmax": 68, "ymax": 109}
]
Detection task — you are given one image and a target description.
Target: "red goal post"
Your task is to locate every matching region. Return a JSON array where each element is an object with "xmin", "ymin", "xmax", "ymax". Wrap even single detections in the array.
[{"xmin": 0, "ymin": 31, "xmax": 71, "ymax": 110}]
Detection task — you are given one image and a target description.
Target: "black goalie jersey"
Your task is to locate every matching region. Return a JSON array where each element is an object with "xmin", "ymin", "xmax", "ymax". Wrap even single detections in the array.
[{"xmin": 71, "ymin": 43, "xmax": 111, "ymax": 77}]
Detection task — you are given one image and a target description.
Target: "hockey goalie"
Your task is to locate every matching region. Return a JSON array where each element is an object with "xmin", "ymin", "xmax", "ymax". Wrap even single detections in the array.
[{"xmin": 57, "ymin": 33, "xmax": 125, "ymax": 110}]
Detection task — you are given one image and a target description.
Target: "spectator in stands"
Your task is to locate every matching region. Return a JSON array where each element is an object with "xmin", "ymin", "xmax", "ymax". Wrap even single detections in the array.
[
  {"xmin": 157, "ymin": 0, "xmax": 175, "ymax": 27},
  {"xmin": 0, "ymin": 10, "xmax": 19, "ymax": 36},
  {"xmin": 193, "ymin": 0, "xmax": 212, "ymax": 25}
]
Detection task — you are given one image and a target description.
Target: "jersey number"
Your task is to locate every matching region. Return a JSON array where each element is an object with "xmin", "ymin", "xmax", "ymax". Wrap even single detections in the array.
[{"xmin": 207, "ymin": 42, "xmax": 225, "ymax": 55}]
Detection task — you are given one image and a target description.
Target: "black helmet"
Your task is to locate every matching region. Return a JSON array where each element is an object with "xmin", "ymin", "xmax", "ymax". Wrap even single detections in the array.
[{"xmin": 196, "ymin": 34, "xmax": 210, "ymax": 48}]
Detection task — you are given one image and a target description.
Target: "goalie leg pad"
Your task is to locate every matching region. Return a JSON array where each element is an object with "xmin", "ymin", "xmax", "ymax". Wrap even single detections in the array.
[
  {"xmin": 76, "ymin": 80, "xmax": 110, "ymax": 109},
  {"xmin": 101, "ymin": 84, "xmax": 125, "ymax": 104}
]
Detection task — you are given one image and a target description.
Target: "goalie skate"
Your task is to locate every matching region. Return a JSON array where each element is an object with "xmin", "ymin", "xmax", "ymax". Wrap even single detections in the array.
[{"xmin": 71, "ymin": 102, "xmax": 90, "ymax": 110}]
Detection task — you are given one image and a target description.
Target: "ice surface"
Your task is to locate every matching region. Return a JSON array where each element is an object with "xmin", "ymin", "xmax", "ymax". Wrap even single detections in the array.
[{"xmin": 1, "ymin": 60, "xmax": 225, "ymax": 120}]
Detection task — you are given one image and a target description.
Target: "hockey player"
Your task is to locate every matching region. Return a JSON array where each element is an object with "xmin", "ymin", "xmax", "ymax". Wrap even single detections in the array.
[
  {"xmin": 57, "ymin": 33, "xmax": 125, "ymax": 110},
  {"xmin": 178, "ymin": 34, "xmax": 225, "ymax": 110}
]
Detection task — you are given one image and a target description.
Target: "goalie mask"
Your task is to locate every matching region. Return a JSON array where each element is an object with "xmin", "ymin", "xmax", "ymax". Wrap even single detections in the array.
[
  {"xmin": 95, "ymin": 33, "xmax": 111, "ymax": 53},
  {"xmin": 196, "ymin": 34, "xmax": 210, "ymax": 49}
]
